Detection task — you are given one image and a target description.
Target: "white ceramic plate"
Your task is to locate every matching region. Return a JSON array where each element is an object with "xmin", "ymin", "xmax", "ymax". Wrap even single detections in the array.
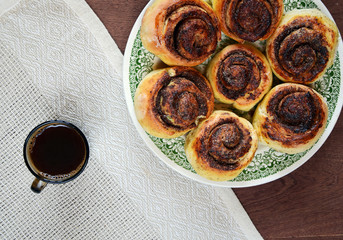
[{"xmin": 123, "ymin": 0, "xmax": 343, "ymax": 187}]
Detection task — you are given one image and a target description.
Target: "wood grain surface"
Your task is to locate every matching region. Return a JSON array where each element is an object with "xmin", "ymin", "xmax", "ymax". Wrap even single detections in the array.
[{"xmin": 85, "ymin": 0, "xmax": 343, "ymax": 239}]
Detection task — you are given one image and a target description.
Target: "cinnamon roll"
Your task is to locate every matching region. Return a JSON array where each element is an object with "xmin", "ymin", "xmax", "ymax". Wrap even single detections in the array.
[
  {"xmin": 207, "ymin": 44, "xmax": 273, "ymax": 111},
  {"xmin": 141, "ymin": 0, "xmax": 221, "ymax": 66},
  {"xmin": 185, "ymin": 110, "xmax": 258, "ymax": 181},
  {"xmin": 212, "ymin": 0, "xmax": 283, "ymax": 43},
  {"xmin": 252, "ymin": 83, "xmax": 328, "ymax": 154},
  {"xmin": 266, "ymin": 9, "xmax": 339, "ymax": 84},
  {"xmin": 134, "ymin": 66, "xmax": 214, "ymax": 138}
]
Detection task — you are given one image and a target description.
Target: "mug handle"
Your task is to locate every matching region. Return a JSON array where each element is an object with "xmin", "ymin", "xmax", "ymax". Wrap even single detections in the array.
[{"xmin": 31, "ymin": 178, "xmax": 47, "ymax": 193}]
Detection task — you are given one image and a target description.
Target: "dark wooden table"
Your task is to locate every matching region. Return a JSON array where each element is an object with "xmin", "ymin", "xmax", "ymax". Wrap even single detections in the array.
[{"xmin": 85, "ymin": 0, "xmax": 343, "ymax": 239}]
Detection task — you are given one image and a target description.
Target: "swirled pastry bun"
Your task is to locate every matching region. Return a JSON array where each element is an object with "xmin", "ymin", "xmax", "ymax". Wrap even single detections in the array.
[
  {"xmin": 185, "ymin": 110, "xmax": 258, "ymax": 181},
  {"xmin": 253, "ymin": 83, "xmax": 328, "ymax": 154},
  {"xmin": 266, "ymin": 9, "xmax": 339, "ymax": 84},
  {"xmin": 207, "ymin": 44, "xmax": 272, "ymax": 111},
  {"xmin": 212, "ymin": 0, "xmax": 283, "ymax": 43},
  {"xmin": 140, "ymin": 0, "xmax": 221, "ymax": 66},
  {"xmin": 134, "ymin": 66, "xmax": 214, "ymax": 138}
]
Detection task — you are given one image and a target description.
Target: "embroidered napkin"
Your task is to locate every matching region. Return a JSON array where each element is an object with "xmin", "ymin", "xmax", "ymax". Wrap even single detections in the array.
[{"xmin": 0, "ymin": 0, "xmax": 262, "ymax": 239}]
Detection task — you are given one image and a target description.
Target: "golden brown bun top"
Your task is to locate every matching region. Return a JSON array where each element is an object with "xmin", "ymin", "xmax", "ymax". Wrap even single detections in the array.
[
  {"xmin": 207, "ymin": 43, "xmax": 273, "ymax": 111},
  {"xmin": 186, "ymin": 110, "xmax": 257, "ymax": 171},
  {"xmin": 141, "ymin": 0, "xmax": 221, "ymax": 66},
  {"xmin": 212, "ymin": 0, "xmax": 284, "ymax": 42},
  {"xmin": 253, "ymin": 83, "xmax": 328, "ymax": 153},
  {"xmin": 266, "ymin": 9, "xmax": 339, "ymax": 84},
  {"xmin": 134, "ymin": 66, "xmax": 214, "ymax": 138}
]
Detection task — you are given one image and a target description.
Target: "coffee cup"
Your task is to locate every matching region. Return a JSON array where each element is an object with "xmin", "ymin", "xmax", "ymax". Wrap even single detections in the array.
[{"xmin": 23, "ymin": 120, "xmax": 89, "ymax": 193}]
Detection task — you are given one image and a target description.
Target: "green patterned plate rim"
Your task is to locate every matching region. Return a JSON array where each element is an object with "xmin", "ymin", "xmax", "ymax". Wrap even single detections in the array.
[{"xmin": 123, "ymin": 0, "xmax": 343, "ymax": 187}]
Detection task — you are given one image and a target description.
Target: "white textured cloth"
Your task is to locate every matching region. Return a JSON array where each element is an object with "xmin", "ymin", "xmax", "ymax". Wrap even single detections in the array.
[{"xmin": 0, "ymin": 0, "xmax": 262, "ymax": 239}]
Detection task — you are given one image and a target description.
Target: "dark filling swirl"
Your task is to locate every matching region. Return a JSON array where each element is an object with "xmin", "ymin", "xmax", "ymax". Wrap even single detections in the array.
[
  {"xmin": 217, "ymin": 50, "xmax": 261, "ymax": 100},
  {"xmin": 265, "ymin": 86, "xmax": 325, "ymax": 145},
  {"xmin": 155, "ymin": 69, "xmax": 213, "ymax": 130},
  {"xmin": 224, "ymin": 0, "xmax": 281, "ymax": 41},
  {"xmin": 276, "ymin": 92, "xmax": 315, "ymax": 132},
  {"xmin": 164, "ymin": 4, "xmax": 219, "ymax": 61},
  {"xmin": 200, "ymin": 119, "xmax": 252, "ymax": 170},
  {"xmin": 272, "ymin": 19, "xmax": 330, "ymax": 83}
]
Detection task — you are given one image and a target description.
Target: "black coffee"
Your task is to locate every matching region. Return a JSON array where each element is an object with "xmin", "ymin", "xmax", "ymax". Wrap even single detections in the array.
[{"xmin": 27, "ymin": 123, "xmax": 87, "ymax": 180}]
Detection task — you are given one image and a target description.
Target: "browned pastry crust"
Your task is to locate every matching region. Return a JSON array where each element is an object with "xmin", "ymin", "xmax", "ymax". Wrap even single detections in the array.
[
  {"xmin": 140, "ymin": 0, "xmax": 221, "ymax": 66},
  {"xmin": 134, "ymin": 66, "xmax": 214, "ymax": 138},
  {"xmin": 212, "ymin": 0, "xmax": 283, "ymax": 43},
  {"xmin": 185, "ymin": 110, "xmax": 258, "ymax": 181},
  {"xmin": 266, "ymin": 9, "xmax": 339, "ymax": 84},
  {"xmin": 207, "ymin": 44, "xmax": 273, "ymax": 111},
  {"xmin": 252, "ymin": 83, "xmax": 328, "ymax": 154}
]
